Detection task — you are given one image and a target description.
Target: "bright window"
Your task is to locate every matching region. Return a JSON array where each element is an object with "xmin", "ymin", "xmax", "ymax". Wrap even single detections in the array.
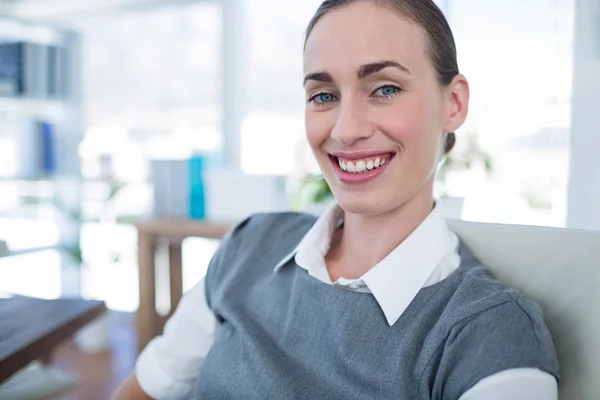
[
  {"xmin": 440, "ymin": 0, "xmax": 574, "ymax": 227},
  {"xmin": 241, "ymin": 0, "xmax": 322, "ymax": 175}
]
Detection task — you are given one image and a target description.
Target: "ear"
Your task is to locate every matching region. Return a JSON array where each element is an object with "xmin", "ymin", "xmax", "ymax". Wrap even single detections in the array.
[{"xmin": 443, "ymin": 74, "xmax": 470, "ymax": 133}]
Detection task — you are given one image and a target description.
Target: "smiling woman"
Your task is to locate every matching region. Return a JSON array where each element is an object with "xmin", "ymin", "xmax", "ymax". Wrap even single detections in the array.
[
  {"xmin": 302, "ymin": 1, "xmax": 468, "ymax": 219},
  {"xmin": 114, "ymin": 1, "xmax": 559, "ymax": 399}
]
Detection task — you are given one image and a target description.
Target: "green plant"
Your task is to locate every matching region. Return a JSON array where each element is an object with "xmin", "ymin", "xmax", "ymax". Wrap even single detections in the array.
[
  {"xmin": 521, "ymin": 187, "xmax": 552, "ymax": 210},
  {"xmin": 293, "ymin": 175, "xmax": 333, "ymax": 209}
]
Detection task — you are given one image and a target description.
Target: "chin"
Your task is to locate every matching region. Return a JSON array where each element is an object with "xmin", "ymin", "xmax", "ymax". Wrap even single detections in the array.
[{"xmin": 333, "ymin": 190, "xmax": 393, "ymax": 216}]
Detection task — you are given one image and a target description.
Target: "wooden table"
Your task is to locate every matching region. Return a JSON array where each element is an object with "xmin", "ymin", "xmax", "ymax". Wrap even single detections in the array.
[
  {"xmin": 0, "ymin": 296, "xmax": 106, "ymax": 384},
  {"xmin": 135, "ymin": 220, "xmax": 232, "ymax": 353}
]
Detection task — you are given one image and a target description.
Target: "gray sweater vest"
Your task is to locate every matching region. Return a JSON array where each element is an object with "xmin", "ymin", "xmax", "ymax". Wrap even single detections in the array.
[{"xmin": 195, "ymin": 212, "xmax": 559, "ymax": 399}]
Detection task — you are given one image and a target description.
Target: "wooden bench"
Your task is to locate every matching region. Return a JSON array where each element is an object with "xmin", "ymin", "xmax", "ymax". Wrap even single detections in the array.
[{"xmin": 0, "ymin": 296, "xmax": 106, "ymax": 384}]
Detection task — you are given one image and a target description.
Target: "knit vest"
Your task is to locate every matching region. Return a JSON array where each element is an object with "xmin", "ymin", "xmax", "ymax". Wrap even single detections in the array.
[{"xmin": 195, "ymin": 212, "xmax": 559, "ymax": 399}]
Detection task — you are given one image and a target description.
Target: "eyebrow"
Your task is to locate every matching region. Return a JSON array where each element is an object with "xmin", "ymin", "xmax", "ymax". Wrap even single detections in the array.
[
  {"xmin": 303, "ymin": 72, "xmax": 334, "ymax": 86},
  {"xmin": 303, "ymin": 60, "xmax": 411, "ymax": 86},
  {"xmin": 358, "ymin": 60, "xmax": 412, "ymax": 79}
]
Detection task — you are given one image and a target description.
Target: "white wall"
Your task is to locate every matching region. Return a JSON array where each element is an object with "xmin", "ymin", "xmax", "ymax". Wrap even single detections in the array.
[
  {"xmin": 221, "ymin": 0, "xmax": 245, "ymax": 170},
  {"xmin": 567, "ymin": 0, "xmax": 600, "ymax": 230}
]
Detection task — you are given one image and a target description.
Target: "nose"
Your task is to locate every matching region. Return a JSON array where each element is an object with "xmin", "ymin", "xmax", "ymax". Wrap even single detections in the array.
[{"xmin": 330, "ymin": 96, "xmax": 373, "ymax": 146}]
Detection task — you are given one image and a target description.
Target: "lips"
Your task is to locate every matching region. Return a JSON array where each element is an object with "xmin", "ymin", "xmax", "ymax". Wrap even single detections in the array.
[{"xmin": 328, "ymin": 151, "xmax": 395, "ymax": 184}]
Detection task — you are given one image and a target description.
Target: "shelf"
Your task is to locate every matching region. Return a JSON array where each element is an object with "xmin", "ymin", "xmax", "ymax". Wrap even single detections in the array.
[
  {"xmin": 135, "ymin": 219, "xmax": 233, "ymax": 239},
  {"xmin": 0, "ymin": 97, "xmax": 70, "ymax": 117},
  {"xmin": 0, "ymin": 245, "xmax": 59, "ymax": 258},
  {"xmin": 0, "ymin": 97, "xmax": 72, "ymax": 119}
]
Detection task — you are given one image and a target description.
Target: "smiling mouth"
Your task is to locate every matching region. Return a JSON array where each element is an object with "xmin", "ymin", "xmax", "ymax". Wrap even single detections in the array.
[{"xmin": 329, "ymin": 153, "xmax": 395, "ymax": 174}]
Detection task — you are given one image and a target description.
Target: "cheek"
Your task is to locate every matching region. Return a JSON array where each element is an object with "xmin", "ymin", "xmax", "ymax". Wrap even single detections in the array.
[
  {"xmin": 305, "ymin": 111, "xmax": 332, "ymax": 151},
  {"xmin": 374, "ymin": 100, "xmax": 434, "ymax": 146}
]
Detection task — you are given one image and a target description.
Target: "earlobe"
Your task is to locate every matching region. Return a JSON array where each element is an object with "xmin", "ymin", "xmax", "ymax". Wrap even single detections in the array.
[{"xmin": 444, "ymin": 74, "xmax": 470, "ymax": 133}]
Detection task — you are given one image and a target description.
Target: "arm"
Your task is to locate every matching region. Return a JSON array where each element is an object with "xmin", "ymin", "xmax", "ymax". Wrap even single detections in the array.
[
  {"xmin": 112, "ymin": 216, "xmax": 249, "ymax": 399},
  {"xmin": 112, "ymin": 277, "xmax": 219, "ymax": 399},
  {"xmin": 431, "ymin": 299, "xmax": 559, "ymax": 399}
]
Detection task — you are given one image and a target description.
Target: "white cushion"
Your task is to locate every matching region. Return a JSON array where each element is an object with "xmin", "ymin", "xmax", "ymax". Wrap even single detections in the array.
[{"xmin": 447, "ymin": 219, "xmax": 600, "ymax": 400}]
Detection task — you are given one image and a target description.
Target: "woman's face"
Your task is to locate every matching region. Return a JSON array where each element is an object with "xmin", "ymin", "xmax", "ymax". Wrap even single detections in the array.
[{"xmin": 303, "ymin": 2, "xmax": 468, "ymax": 215}]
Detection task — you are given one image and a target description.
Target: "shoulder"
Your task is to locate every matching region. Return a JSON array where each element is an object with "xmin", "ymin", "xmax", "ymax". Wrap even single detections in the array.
[
  {"xmin": 446, "ymin": 254, "xmax": 552, "ymax": 343},
  {"xmin": 239, "ymin": 211, "xmax": 318, "ymax": 234},
  {"xmin": 225, "ymin": 211, "xmax": 318, "ymax": 251},
  {"xmin": 446, "ymin": 261, "xmax": 536, "ymax": 321},
  {"xmin": 205, "ymin": 211, "xmax": 317, "ymax": 286},
  {"xmin": 446, "ymin": 256, "xmax": 558, "ymax": 367},
  {"xmin": 422, "ymin": 256, "xmax": 559, "ymax": 397},
  {"xmin": 446, "ymin": 282, "xmax": 556, "ymax": 361}
]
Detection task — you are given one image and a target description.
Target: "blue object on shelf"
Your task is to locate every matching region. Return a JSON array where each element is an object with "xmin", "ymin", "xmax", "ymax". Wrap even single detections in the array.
[
  {"xmin": 188, "ymin": 155, "xmax": 205, "ymax": 219},
  {"xmin": 40, "ymin": 121, "xmax": 56, "ymax": 174}
]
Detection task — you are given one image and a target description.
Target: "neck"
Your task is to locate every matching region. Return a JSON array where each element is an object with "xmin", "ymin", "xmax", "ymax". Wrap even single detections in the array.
[{"xmin": 326, "ymin": 187, "xmax": 435, "ymax": 280}]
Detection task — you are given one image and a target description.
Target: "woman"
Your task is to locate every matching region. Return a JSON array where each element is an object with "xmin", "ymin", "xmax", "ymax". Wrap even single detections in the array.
[{"xmin": 115, "ymin": 1, "xmax": 559, "ymax": 398}]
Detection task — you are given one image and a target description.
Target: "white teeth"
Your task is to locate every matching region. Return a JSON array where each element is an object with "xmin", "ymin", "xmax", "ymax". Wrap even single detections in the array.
[{"xmin": 337, "ymin": 156, "xmax": 391, "ymax": 173}]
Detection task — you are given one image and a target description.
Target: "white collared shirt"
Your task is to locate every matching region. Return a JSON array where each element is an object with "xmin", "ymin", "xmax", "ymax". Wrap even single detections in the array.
[{"xmin": 136, "ymin": 202, "xmax": 557, "ymax": 400}]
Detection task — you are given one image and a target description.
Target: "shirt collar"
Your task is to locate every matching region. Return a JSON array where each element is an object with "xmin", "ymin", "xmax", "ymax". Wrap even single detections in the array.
[
  {"xmin": 273, "ymin": 201, "xmax": 453, "ymax": 327},
  {"xmin": 273, "ymin": 203, "xmax": 342, "ymax": 272},
  {"xmin": 361, "ymin": 202, "xmax": 452, "ymax": 326}
]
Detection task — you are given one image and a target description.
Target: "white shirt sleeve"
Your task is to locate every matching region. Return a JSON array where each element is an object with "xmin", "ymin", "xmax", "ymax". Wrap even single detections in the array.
[
  {"xmin": 458, "ymin": 369, "xmax": 558, "ymax": 400},
  {"xmin": 135, "ymin": 277, "xmax": 218, "ymax": 400}
]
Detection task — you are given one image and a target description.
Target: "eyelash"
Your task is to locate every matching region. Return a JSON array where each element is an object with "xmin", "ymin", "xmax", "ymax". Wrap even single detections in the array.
[
  {"xmin": 308, "ymin": 91, "xmax": 336, "ymax": 105},
  {"xmin": 373, "ymin": 85, "xmax": 402, "ymax": 98},
  {"xmin": 308, "ymin": 84, "xmax": 402, "ymax": 106}
]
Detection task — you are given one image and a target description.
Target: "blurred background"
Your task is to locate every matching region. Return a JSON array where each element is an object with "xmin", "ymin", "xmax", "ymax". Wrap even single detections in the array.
[{"xmin": 0, "ymin": 0, "xmax": 598, "ymax": 398}]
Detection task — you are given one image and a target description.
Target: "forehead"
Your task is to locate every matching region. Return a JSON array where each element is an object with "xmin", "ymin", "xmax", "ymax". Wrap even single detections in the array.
[{"xmin": 303, "ymin": 2, "xmax": 429, "ymax": 76}]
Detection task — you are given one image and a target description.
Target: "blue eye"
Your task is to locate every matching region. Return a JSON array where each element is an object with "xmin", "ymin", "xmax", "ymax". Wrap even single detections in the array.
[
  {"xmin": 311, "ymin": 92, "xmax": 337, "ymax": 104},
  {"xmin": 374, "ymin": 85, "xmax": 400, "ymax": 97}
]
